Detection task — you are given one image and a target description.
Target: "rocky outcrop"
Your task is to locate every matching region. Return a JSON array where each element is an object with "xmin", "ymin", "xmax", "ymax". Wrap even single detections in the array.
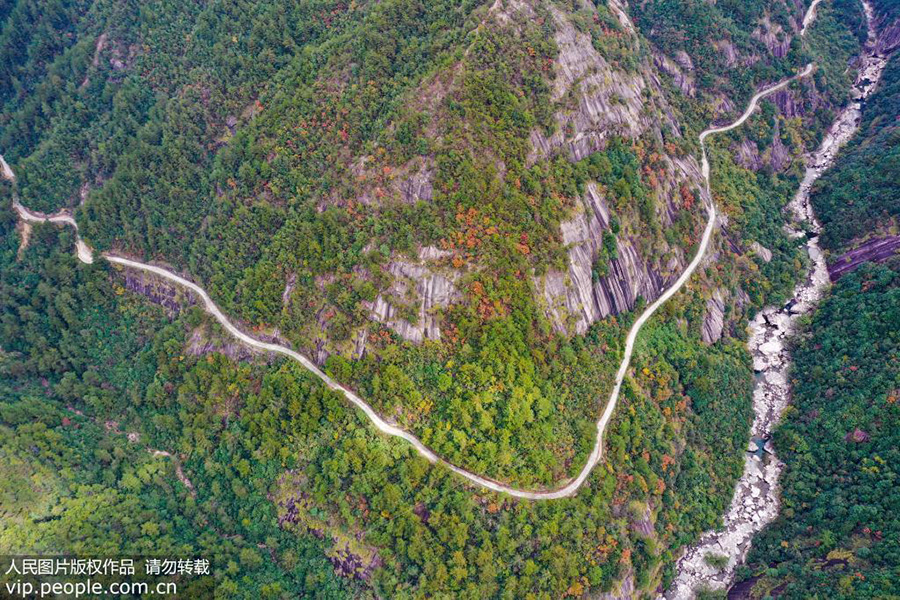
[
  {"xmin": 597, "ymin": 569, "xmax": 634, "ymax": 600},
  {"xmin": 753, "ymin": 17, "xmax": 793, "ymax": 58},
  {"xmin": 80, "ymin": 33, "xmax": 108, "ymax": 88},
  {"xmin": 701, "ymin": 289, "xmax": 725, "ymax": 344},
  {"xmin": 352, "ymin": 156, "xmax": 435, "ymax": 206},
  {"xmin": 186, "ymin": 326, "xmax": 263, "ymax": 363},
  {"xmin": 122, "ymin": 271, "xmax": 191, "ymax": 313},
  {"xmin": 875, "ymin": 12, "xmax": 900, "ymax": 54},
  {"xmin": 828, "ymin": 235, "xmax": 900, "ymax": 279},
  {"xmin": 654, "ymin": 52, "xmax": 696, "ymax": 97},
  {"xmin": 733, "ymin": 122, "xmax": 791, "ymax": 173},
  {"xmin": 327, "ymin": 540, "xmax": 383, "ymax": 583},
  {"xmin": 769, "ymin": 121, "xmax": 791, "ymax": 172},
  {"xmin": 750, "ymin": 241, "xmax": 773, "ymax": 263},
  {"xmin": 365, "ymin": 246, "xmax": 460, "ymax": 343},
  {"xmin": 528, "ymin": 6, "xmax": 682, "ymax": 164},
  {"xmin": 771, "ymin": 88, "xmax": 805, "ymax": 119},
  {"xmin": 536, "ymin": 182, "xmax": 688, "ymax": 335},
  {"xmin": 714, "ymin": 40, "xmax": 740, "ymax": 68},
  {"xmin": 0, "ymin": 154, "xmax": 14, "ymax": 180},
  {"xmin": 734, "ymin": 140, "xmax": 763, "ymax": 171},
  {"xmin": 282, "ymin": 272, "xmax": 296, "ymax": 307},
  {"xmin": 845, "ymin": 427, "xmax": 870, "ymax": 443},
  {"xmin": 396, "ymin": 159, "xmax": 434, "ymax": 204},
  {"xmin": 526, "ymin": 5, "xmax": 708, "ymax": 335},
  {"xmin": 713, "ymin": 93, "xmax": 738, "ymax": 117}
]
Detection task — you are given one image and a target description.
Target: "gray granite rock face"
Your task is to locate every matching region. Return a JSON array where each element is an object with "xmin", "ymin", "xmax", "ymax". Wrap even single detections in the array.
[
  {"xmin": 753, "ymin": 16, "xmax": 794, "ymax": 58},
  {"xmin": 876, "ymin": 14, "xmax": 900, "ymax": 54},
  {"xmin": 396, "ymin": 159, "xmax": 434, "ymax": 204},
  {"xmin": 596, "ymin": 570, "xmax": 634, "ymax": 600},
  {"xmin": 701, "ymin": 289, "xmax": 725, "ymax": 344},
  {"xmin": 733, "ymin": 121, "xmax": 791, "ymax": 173},
  {"xmin": 528, "ymin": 5, "xmax": 683, "ymax": 164},
  {"xmin": 535, "ymin": 180, "xmax": 692, "ymax": 335},
  {"xmin": 365, "ymin": 246, "xmax": 460, "ymax": 344},
  {"xmin": 526, "ymin": 5, "xmax": 707, "ymax": 334},
  {"xmin": 750, "ymin": 241, "xmax": 773, "ymax": 263},
  {"xmin": 123, "ymin": 271, "xmax": 190, "ymax": 314},
  {"xmin": 654, "ymin": 52, "xmax": 695, "ymax": 97},
  {"xmin": 734, "ymin": 139, "xmax": 763, "ymax": 171}
]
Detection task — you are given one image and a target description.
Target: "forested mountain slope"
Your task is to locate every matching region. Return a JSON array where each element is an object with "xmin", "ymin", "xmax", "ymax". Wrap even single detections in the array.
[
  {"xmin": 811, "ymin": 54, "xmax": 900, "ymax": 252},
  {"xmin": 734, "ymin": 10, "xmax": 900, "ymax": 593},
  {"xmin": 1, "ymin": 0, "xmax": 849, "ymax": 488},
  {"xmin": 0, "ymin": 0, "xmax": 884, "ymax": 597},
  {"xmin": 738, "ymin": 260, "xmax": 900, "ymax": 599}
]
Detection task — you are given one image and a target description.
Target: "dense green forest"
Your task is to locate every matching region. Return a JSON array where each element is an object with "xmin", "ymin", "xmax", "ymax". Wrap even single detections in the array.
[
  {"xmin": 811, "ymin": 55, "xmax": 900, "ymax": 252},
  {"xmin": 1, "ymin": 0, "xmax": 885, "ymax": 596},
  {"xmin": 1, "ymin": 0, "xmax": 848, "ymax": 487},
  {"xmin": 738, "ymin": 260, "xmax": 900, "ymax": 598},
  {"xmin": 0, "ymin": 195, "xmax": 769, "ymax": 596},
  {"xmin": 0, "ymin": 201, "xmax": 361, "ymax": 598}
]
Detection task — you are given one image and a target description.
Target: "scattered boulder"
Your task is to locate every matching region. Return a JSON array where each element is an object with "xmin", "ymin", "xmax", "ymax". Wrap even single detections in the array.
[{"xmin": 750, "ymin": 241, "xmax": 773, "ymax": 263}]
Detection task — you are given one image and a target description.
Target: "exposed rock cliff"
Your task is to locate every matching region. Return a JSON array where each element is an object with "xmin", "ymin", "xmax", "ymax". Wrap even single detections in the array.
[
  {"xmin": 654, "ymin": 52, "xmax": 696, "ymax": 97},
  {"xmin": 363, "ymin": 246, "xmax": 461, "ymax": 343},
  {"xmin": 828, "ymin": 235, "xmax": 900, "ymax": 279},
  {"xmin": 528, "ymin": 5, "xmax": 683, "ymax": 164},
  {"xmin": 701, "ymin": 288, "xmax": 725, "ymax": 344},
  {"xmin": 186, "ymin": 326, "xmax": 264, "ymax": 363},
  {"xmin": 875, "ymin": 11, "xmax": 900, "ymax": 54},
  {"xmin": 750, "ymin": 241, "xmax": 774, "ymax": 263},
  {"xmin": 535, "ymin": 179, "xmax": 691, "ymax": 335},
  {"xmin": 733, "ymin": 121, "xmax": 790, "ymax": 173},
  {"xmin": 525, "ymin": 4, "xmax": 707, "ymax": 334},
  {"xmin": 122, "ymin": 271, "xmax": 191, "ymax": 314},
  {"xmin": 754, "ymin": 16, "xmax": 794, "ymax": 58},
  {"xmin": 353, "ymin": 155, "xmax": 435, "ymax": 207},
  {"xmin": 343, "ymin": 0, "xmax": 708, "ymax": 343}
]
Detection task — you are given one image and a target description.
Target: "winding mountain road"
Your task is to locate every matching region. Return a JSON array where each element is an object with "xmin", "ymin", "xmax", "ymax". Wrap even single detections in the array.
[{"xmin": 5, "ymin": 64, "xmax": 814, "ymax": 500}]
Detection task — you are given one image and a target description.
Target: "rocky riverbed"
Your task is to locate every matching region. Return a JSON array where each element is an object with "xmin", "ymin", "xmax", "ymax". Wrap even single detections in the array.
[{"xmin": 664, "ymin": 1, "xmax": 889, "ymax": 597}]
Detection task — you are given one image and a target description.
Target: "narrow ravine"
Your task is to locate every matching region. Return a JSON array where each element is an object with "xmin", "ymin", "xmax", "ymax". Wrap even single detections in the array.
[
  {"xmin": 2, "ymin": 62, "xmax": 815, "ymax": 501},
  {"xmin": 665, "ymin": 1, "xmax": 888, "ymax": 596}
]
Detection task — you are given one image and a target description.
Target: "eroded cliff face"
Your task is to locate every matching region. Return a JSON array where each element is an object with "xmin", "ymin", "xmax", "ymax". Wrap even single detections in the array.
[
  {"xmin": 334, "ymin": 0, "xmax": 708, "ymax": 345},
  {"xmin": 527, "ymin": 4, "xmax": 707, "ymax": 334},
  {"xmin": 654, "ymin": 51, "xmax": 696, "ymax": 97},
  {"xmin": 732, "ymin": 120, "xmax": 792, "ymax": 173},
  {"xmin": 528, "ymin": 5, "xmax": 683, "ymax": 164},
  {"xmin": 122, "ymin": 271, "xmax": 191, "ymax": 314},
  {"xmin": 701, "ymin": 288, "xmax": 726, "ymax": 344},
  {"xmin": 536, "ymin": 178, "xmax": 690, "ymax": 335},
  {"xmin": 875, "ymin": 10, "xmax": 900, "ymax": 54},
  {"xmin": 364, "ymin": 246, "xmax": 461, "ymax": 344},
  {"xmin": 754, "ymin": 16, "xmax": 794, "ymax": 58}
]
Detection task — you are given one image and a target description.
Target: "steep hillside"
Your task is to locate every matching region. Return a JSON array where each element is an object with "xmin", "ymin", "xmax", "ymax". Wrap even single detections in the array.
[
  {"xmin": 0, "ymin": 0, "xmax": 881, "ymax": 597},
  {"xmin": 812, "ymin": 54, "xmax": 900, "ymax": 253},
  {"xmin": 738, "ymin": 260, "xmax": 900, "ymax": 599},
  {"xmin": 635, "ymin": 0, "xmax": 865, "ymax": 125},
  {"xmin": 732, "ymin": 7, "xmax": 900, "ymax": 596},
  {"xmin": 1, "ymin": 0, "xmax": 715, "ymax": 486}
]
